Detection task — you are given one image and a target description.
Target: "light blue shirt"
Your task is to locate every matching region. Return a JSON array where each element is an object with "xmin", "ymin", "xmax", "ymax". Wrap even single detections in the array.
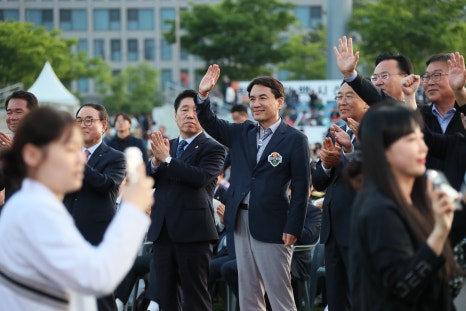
[{"xmin": 432, "ymin": 105, "xmax": 456, "ymax": 133}]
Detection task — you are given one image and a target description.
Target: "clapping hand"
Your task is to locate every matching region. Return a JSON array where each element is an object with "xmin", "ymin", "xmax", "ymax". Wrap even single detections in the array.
[
  {"xmin": 150, "ymin": 131, "xmax": 170, "ymax": 166},
  {"xmin": 320, "ymin": 137, "xmax": 342, "ymax": 169}
]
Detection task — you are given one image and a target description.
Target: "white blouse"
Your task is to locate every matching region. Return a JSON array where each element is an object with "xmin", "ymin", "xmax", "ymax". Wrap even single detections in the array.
[{"xmin": 0, "ymin": 178, "xmax": 150, "ymax": 311}]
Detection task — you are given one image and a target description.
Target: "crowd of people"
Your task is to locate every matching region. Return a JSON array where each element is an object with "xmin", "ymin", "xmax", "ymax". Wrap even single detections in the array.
[{"xmin": 0, "ymin": 34, "xmax": 465, "ymax": 311}]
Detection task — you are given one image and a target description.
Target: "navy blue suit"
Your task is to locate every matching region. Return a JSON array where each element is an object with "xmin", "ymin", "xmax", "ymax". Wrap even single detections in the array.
[
  {"xmin": 64, "ymin": 142, "xmax": 126, "ymax": 245},
  {"xmin": 146, "ymin": 132, "xmax": 225, "ymax": 311},
  {"xmin": 312, "ymin": 127, "xmax": 356, "ymax": 311},
  {"xmin": 195, "ymin": 98, "xmax": 310, "ymax": 244},
  {"xmin": 64, "ymin": 142, "xmax": 126, "ymax": 311}
]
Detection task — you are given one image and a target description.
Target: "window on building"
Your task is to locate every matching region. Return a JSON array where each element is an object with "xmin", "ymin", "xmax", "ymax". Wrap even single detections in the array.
[
  {"xmin": 78, "ymin": 78, "xmax": 89, "ymax": 93},
  {"xmin": 144, "ymin": 39, "xmax": 155, "ymax": 61},
  {"xmin": 0, "ymin": 9, "xmax": 19, "ymax": 21},
  {"xmin": 94, "ymin": 9, "xmax": 121, "ymax": 31},
  {"xmin": 111, "ymin": 39, "xmax": 121, "ymax": 61},
  {"xmin": 26, "ymin": 9, "xmax": 53, "ymax": 30},
  {"xmin": 127, "ymin": 9, "xmax": 154, "ymax": 30},
  {"xmin": 160, "ymin": 8, "xmax": 175, "ymax": 31},
  {"xmin": 94, "ymin": 39, "xmax": 105, "ymax": 59},
  {"xmin": 161, "ymin": 39, "xmax": 172, "ymax": 61},
  {"xmin": 60, "ymin": 9, "xmax": 87, "ymax": 31},
  {"xmin": 180, "ymin": 48, "xmax": 188, "ymax": 61},
  {"xmin": 128, "ymin": 39, "xmax": 138, "ymax": 61},
  {"xmin": 161, "ymin": 69, "xmax": 172, "ymax": 90},
  {"xmin": 77, "ymin": 39, "xmax": 88, "ymax": 53},
  {"xmin": 294, "ymin": 6, "xmax": 322, "ymax": 28}
]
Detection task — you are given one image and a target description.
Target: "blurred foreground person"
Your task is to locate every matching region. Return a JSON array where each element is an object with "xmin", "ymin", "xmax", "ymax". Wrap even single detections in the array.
[
  {"xmin": 350, "ymin": 103, "xmax": 462, "ymax": 311},
  {"xmin": 0, "ymin": 107, "xmax": 154, "ymax": 311}
]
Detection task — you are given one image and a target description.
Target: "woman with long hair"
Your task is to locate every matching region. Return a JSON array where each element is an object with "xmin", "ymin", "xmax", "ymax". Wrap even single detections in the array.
[
  {"xmin": 349, "ymin": 103, "xmax": 462, "ymax": 310},
  {"xmin": 0, "ymin": 107, "xmax": 154, "ymax": 310}
]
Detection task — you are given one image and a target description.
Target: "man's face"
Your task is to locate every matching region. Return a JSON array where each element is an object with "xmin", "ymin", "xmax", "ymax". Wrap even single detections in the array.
[
  {"xmin": 231, "ymin": 112, "xmax": 248, "ymax": 123},
  {"xmin": 249, "ymin": 85, "xmax": 283, "ymax": 125},
  {"xmin": 76, "ymin": 106, "xmax": 107, "ymax": 148},
  {"xmin": 336, "ymin": 83, "xmax": 368, "ymax": 122},
  {"xmin": 6, "ymin": 98, "xmax": 30, "ymax": 133},
  {"xmin": 371, "ymin": 59, "xmax": 407, "ymax": 100},
  {"xmin": 175, "ymin": 97, "xmax": 202, "ymax": 138},
  {"xmin": 422, "ymin": 61, "xmax": 455, "ymax": 106}
]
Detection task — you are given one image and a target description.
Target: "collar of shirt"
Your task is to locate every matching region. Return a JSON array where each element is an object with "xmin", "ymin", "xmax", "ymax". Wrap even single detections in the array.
[
  {"xmin": 83, "ymin": 141, "xmax": 102, "ymax": 155},
  {"xmin": 179, "ymin": 131, "xmax": 202, "ymax": 146},
  {"xmin": 257, "ymin": 118, "xmax": 281, "ymax": 136},
  {"xmin": 431, "ymin": 104, "xmax": 456, "ymax": 120}
]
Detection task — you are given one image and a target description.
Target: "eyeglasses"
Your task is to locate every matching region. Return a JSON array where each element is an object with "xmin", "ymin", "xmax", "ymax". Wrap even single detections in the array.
[
  {"xmin": 335, "ymin": 95, "xmax": 354, "ymax": 102},
  {"xmin": 421, "ymin": 73, "xmax": 448, "ymax": 83},
  {"xmin": 370, "ymin": 72, "xmax": 404, "ymax": 82},
  {"xmin": 75, "ymin": 118, "xmax": 102, "ymax": 126}
]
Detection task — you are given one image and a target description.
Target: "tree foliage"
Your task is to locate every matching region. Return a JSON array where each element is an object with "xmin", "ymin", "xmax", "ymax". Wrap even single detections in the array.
[
  {"xmin": 102, "ymin": 62, "xmax": 162, "ymax": 115},
  {"xmin": 164, "ymin": 0, "xmax": 297, "ymax": 80},
  {"xmin": 278, "ymin": 26, "xmax": 327, "ymax": 80},
  {"xmin": 0, "ymin": 21, "xmax": 110, "ymax": 90},
  {"xmin": 349, "ymin": 0, "xmax": 466, "ymax": 74}
]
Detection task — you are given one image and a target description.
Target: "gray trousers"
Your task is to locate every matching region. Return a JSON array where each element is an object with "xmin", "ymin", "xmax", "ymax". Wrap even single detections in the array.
[{"xmin": 234, "ymin": 210, "xmax": 296, "ymax": 311}]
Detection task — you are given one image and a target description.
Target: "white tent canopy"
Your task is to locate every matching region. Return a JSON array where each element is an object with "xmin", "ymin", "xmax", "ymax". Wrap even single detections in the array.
[{"xmin": 28, "ymin": 61, "xmax": 80, "ymax": 114}]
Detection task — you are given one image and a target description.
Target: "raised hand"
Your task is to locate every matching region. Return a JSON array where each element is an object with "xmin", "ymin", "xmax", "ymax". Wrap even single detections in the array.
[
  {"xmin": 333, "ymin": 36, "xmax": 360, "ymax": 77},
  {"xmin": 198, "ymin": 64, "xmax": 221, "ymax": 96},
  {"xmin": 400, "ymin": 74, "xmax": 421, "ymax": 110},
  {"xmin": 447, "ymin": 52, "xmax": 466, "ymax": 91}
]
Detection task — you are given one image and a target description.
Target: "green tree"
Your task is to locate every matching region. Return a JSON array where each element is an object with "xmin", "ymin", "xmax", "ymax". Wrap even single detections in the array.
[
  {"xmin": 0, "ymin": 21, "xmax": 110, "ymax": 90},
  {"xmin": 278, "ymin": 26, "xmax": 327, "ymax": 80},
  {"xmin": 349, "ymin": 0, "xmax": 466, "ymax": 74},
  {"xmin": 102, "ymin": 62, "xmax": 161, "ymax": 115},
  {"xmin": 164, "ymin": 0, "xmax": 297, "ymax": 80}
]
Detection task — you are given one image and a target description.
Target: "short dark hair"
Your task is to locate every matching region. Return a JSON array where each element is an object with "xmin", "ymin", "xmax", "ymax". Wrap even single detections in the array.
[
  {"xmin": 114, "ymin": 112, "xmax": 132, "ymax": 127},
  {"xmin": 5, "ymin": 90, "xmax": 39, "ymax": 111},
  {"xmin": 375, "ymin": 52, "xmax": 413, "ymax": 75},
  {"xmin": 246, "ymin": 76, "xmax": 285, "ymax": 99},
  {"xmin": 230, "ymin": 104, "xmax": 248, "ymax": 114},
  {"xmin": 425, "ymin": 53, "xmax": 450, "ymax": 66},
  {"xmin": 0, "ymin": 107, "xmax": 75, "ymax": 187},
  {"xmin": 76, "ymin": 103, "xmax": 109, "ymax": 123},
  {"xmin": 174, "ymin": 89, "xmax": 197, "ymax": 112}
]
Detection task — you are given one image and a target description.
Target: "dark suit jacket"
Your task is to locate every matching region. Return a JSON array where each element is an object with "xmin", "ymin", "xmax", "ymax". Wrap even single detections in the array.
[
  {"xmin": 107, "ymin": 134, "xmax": 149, "ymax": 164},
  {"xmin": 196, "ymin": 98, "xmax": 310, "ymax": 244},
  {"xmin": 347, "ymin": 74, "xmax": 466, "ymax": 191},
  {"xmin": 313, "ymin": 126, "xmax": 356, "ymax": 247},
  {"xmin": 64, "ymin": 142, "xmax": 126, "ymax": 245},
  {"xmin": 146, "ymin": 132, "xmax": 225, "ymax": 243}
]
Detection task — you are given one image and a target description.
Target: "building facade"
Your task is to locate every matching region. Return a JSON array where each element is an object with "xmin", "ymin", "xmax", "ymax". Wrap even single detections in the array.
[{"xmin": 0, "ymin": 0, "xmax": 328, "ymax": 101}]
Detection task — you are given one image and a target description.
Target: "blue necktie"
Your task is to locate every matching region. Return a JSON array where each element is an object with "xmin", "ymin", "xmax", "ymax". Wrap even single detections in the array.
[{"xmin": 176, "ymin": 140, "xmax": 188, "ymax": 158}]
